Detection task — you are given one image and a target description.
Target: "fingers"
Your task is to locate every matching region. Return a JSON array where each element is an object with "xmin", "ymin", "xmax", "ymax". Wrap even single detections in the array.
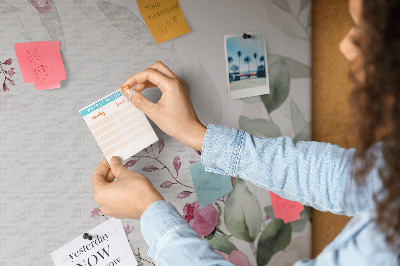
[
  {"xmin": 109, "ymin": 156, "xmax": 129, "ymax": 179},
  {"xmin": 121, "ymin": 68, "xmax": 172, "ymax": 94},
  {"xmin": 121, "ymin": 89, "xmax": 158, "ymax": 117},
  {"xmin": 92, "ymin": 159, "xmax": 111, "ymax": 189},
  {"xmin": 147, "ymin": 61, "xmax": 178, "ymax": 79}
]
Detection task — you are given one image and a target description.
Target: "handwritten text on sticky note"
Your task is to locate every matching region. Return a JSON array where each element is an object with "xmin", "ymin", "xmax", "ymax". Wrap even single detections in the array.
[
  {"xmin": 14, "ymin": 41, "xmax": 66, "ymax": 90},
  {"xmin": 137, "ymin": 0, "xmax": 191, "ymax": 44},
  {"xmin": 190, "ymin": 161, "xmax": 233, "ymax": 208},
  {"xmin": 269, "ymin": 191, "xmax": 304, "ymax": 223}
]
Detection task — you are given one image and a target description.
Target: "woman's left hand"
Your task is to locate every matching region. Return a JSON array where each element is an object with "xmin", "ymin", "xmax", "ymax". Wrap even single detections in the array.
[{"xmin": 91, "ymin": 157, "xmax": 164, "ymax": 219}]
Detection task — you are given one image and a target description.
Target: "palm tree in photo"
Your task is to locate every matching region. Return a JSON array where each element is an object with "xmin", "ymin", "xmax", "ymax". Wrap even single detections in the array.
[
  {"xmin": 244, "ymin": 56, "xmax": 251, "ymax": 78},
  {"xmin": 227, "ymin": 56, "xmax": 234, "ymax": 73},
  {"xmin": 253, "ymin": 53, "xmax": 258, "ymax": 74},
  {"xmin": 237, "ymin": 51, "xmax": 242, "ymax": 77},
  {"xmin": 260, "ymin": 55, "xmax": 266, "ymax": 71}
]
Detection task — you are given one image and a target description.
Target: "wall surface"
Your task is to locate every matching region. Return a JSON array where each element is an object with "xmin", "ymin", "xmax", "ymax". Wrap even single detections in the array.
[{"xmin": 312, "ymin": 0, "xmax": 353, "ymax": 257}]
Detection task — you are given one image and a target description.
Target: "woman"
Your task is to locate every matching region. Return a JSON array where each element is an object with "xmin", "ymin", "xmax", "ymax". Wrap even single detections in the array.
[{"xmin": 91, "ymin": 0, "xmax": 400, "ymax": 264}]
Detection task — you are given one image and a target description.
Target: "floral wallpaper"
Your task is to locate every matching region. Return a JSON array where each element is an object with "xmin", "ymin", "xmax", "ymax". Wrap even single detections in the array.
[{"xmin": 0, "ymin": 0, "xmax": 311, "ymax": 265}]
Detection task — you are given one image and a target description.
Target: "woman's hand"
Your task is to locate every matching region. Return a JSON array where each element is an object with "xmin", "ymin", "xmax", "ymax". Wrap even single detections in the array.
[
  {"xmin": 120, "ymin": 61, "xmax": 206, "ymax": 152},
  {"xmin": 91, "ymin": 157, "xmax": 164, "ymax": 220}
]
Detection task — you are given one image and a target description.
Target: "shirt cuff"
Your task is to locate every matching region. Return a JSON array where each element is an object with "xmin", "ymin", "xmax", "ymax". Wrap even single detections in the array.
[
  {"xmin": 201, "ymin": 124, "xmax": 245, "ymax": 176},
  {"xmin": 140, "ymin": 200, "xmax": 191, "ymax": 259}
]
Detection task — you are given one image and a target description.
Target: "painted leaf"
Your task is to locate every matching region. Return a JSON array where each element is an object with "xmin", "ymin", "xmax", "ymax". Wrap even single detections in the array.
[
  {"xmin": 261, "ymin": 59, "xmax": 290, "ymax": 114},
  {"xmin": 224, "ymin": 179, "xmax": 262, "ymax": 242},
  {"xmin": 290, "ymin": 98, "xmax": 306, "ymax": 136},
  {"xmin": 264, "ymin": 0, "xmax": 309, "ymax": 40},
  {"xmin": 270, "ymin": 0, "xmax": 291, "ymax": 13},
  {"xmin": 256, "ymin": 219, "xmax": 292, "ymax": 266},
  {"xmin": 268, "ymin": 54, "xmax": 311, "ymax": 79},
  {"xmin": 291, "ymin": 207, "xmax": 311, "ymax": 232},
  {"xmin": 215, "ymin": 202, "xmax": 222, "ymax": 217},
  {"xmin": 95, "ymin": 0, "xmax": 154, "ymax": 45},
  {"xmin": 173, "ymin": 155, "xmax": 181, "ymax": 174},
  {"xmin": 160, "ymin": 181, "xmax": 173, "ymax": 188},
  {"xmin": 239, "ymin": 116, "xmax": 282, "ymax": 138},
  {"xmin": 264, "ymin": 205, "xmax": 276, "ymax": 219},
  {"xmin": 300, "ymin": 0, "xmax": 311, "ymax": 11},
  {"xmin": 189, "ymin": 161, "xmax": 197, "ymax": 165},
  {"xmin": 158, "ymin": 139, "xmax": 164, "ymax": 154},
  {"xmin": 293, "ymin": 121, "xmax": 311, "ymax": 142},
  {"xmin": 124, "ymin": 159, "xmax": 139, "ymax": 168},
  {"xmin": 240, "ymin": 96, "xmax": 261, "ymax": 104},
  {"xmin": 176, "ymin": 191, "xmax": 192, "ymax": 199},
  {"xmin": 0, "ymin": 1, "xmax": 18, "ymax": 12},
  {"xmin": 39, "ymin": 2, "xmax": 65, "ymax": 50},
  {"xmin": 195, "ymin": 150, "xmax": 201, "ymax": 155},
  {"xmin": 142, "ymin": 165, "xmax": 158, "ymax": 172},
  {"xmin": 204, "ymin": 233, "xmax": 238, "ymax": 255}
]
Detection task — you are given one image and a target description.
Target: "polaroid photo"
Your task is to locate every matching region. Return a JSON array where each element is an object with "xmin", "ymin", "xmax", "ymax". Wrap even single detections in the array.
[{"xmin": 224, "ymin": 31, "xmax": 270, "ymax": 100}]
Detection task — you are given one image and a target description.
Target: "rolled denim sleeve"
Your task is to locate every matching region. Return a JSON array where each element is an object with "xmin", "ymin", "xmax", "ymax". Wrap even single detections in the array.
[
  {"xmin": 201, "ymin": 124, "xmax": 383, "ymax": 216},
  {"xmin": 140, "ymin": 200, "xmax": 234, "ymax": 266}
]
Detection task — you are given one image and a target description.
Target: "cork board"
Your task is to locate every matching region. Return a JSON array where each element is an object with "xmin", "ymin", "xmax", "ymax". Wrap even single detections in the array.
[{"xmin": 312, "ymin": 0, "xmax": 353, "ymax": 257}]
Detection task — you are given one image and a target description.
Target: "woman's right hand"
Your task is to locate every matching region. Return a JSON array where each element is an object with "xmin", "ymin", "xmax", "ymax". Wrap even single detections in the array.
[{"xmin": 120, "ymin": 61, "xmax": 207, "ymax": 152}]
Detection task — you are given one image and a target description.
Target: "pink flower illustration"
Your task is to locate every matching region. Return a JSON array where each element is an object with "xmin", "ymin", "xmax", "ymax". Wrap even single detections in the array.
[
  {"xmin": 3, "ymin": 58, "xmax": 12, "ymax": 65},
  {"xmin": 215, "ymin": 250, "xmax": 251, "ymax": 266},
  {"xmin": 7, "ymin": 68, "xmax": 15, "ymax": 77},
  {"xmin": 183, "ymin": 201, "xmax": 219, "ymax": 236},
  {"xmin": 124, "ymin": 224, "xmax": 134, "ymax": 235},
  {"xmin": 91, "ymin": 208, "xmax": 100, "ymax": 218},
  {"xmin": 29, "ymin": 0, "xmax": 53, "ymax": 14}
]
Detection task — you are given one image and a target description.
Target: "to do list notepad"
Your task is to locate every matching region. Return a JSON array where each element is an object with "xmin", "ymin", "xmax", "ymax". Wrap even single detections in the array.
[{"xmin": 80, "ymin": 90, "xmax": 158, "ymax": 162}]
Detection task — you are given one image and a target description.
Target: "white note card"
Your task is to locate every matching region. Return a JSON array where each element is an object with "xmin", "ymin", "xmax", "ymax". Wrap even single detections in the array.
[
  {"xmin": 79, "ymin": 90, "xmax": 158, "ymax": 162},
  {"xmin": 51, "ymin": 218, "xmax": 137, "ymax": 266}
]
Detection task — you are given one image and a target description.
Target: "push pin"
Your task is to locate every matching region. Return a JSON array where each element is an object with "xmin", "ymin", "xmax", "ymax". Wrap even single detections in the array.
[
  {"xmin": 242, "ymin": 33, "xmax": 252, "ymax": 39},
  {"xmin": 83, "ymin": 233, "xmax": 93, "ymax": 240}
]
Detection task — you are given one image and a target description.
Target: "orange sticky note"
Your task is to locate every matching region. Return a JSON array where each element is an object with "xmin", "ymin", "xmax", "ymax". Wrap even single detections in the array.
[
  {"xmin": 269, "ymin": 191, "xmax": 304, "ymax": 223},
  {"xmin": 137, "ymin": 0, "xmax": 191, "ymax": 44},
  {"xmin": 14, "ymin": 41, "xmax": 66, "ymax": 90}
]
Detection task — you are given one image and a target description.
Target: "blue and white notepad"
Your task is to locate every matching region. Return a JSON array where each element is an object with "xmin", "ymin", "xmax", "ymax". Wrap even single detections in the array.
[{"xmin": 79, "ymin": 90, "xmax": 158, "ymax": 162}]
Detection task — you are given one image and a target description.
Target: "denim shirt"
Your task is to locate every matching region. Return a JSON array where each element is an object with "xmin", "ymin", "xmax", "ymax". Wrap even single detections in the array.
[{"xmin": 140, "ymin": 124, "xmax": 399, "ymax": 265}]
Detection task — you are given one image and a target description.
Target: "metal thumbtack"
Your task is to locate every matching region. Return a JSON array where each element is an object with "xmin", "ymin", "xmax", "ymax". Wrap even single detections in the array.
[
  {"xmin": 242, "ymin": 33, "xmax": 252, "ymax": 39},
  {"xmin": 83, "ymin": 233, "xmax": 93, "ymax": 240}
]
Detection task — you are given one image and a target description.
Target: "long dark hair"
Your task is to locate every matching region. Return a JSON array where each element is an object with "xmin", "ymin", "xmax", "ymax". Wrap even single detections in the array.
[{"xmin": 350, "ymin": 0, "xmax": 400, "ymax": 252}]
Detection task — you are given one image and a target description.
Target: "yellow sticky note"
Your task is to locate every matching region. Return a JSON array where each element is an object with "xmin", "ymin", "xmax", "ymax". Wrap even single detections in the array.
[{"xmin": 137, "ymin": 0, "xmax": 191, "ymax": 44}]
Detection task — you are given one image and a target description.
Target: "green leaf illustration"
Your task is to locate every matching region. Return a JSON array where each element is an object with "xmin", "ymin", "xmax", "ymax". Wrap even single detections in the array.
[
  {"xmin": 224, "ymin": 179, "xmax": 262, "ymax": 242},
  {"xmin": 0, "ymin": 1, "xmax": 17, "ymax": 12},
  {"xmin": 270, "ymin": 0, "xmax": 291, "ymax": 13},
  {"xmin": 300, "ymin": 0, "xmax": 311, "ymax": 11},
  {"xmin": 256, "ymin": 219, "xmax": 292, "ymax": 266},
  {"xmin": 291, "ymin": 206, "xmax": 312, "ymax": 232},
  {"xmin": 239, "ymin": 116, "xmax": 282, "ymax": 138},
  {"xmin": 268, "ymin": 54, "xmax": 311, "ymax": 79},
  {"xmin": 95, "ymin": 0, "xmax": 154, "ymax": 45},
  {"xmin": 240, "ymin": 96, "xmax": 261, "ymax": 104},
  {"xmin": 263, "ymin": 0, "xmax": 309, "ymax": 40},
  {"xmin": 204, "ymin": 233, "xmax": 238, "ymax": 255},
  {"xmin": 264, "ymin": 205, "xmax": 276, "ymax": 219},
  {"xmin": 293, "ymin": 121, "xmax": 311, "ymax": 142},
  {"xmin": 261, "ymin": 58, "xmax": 290, "ymax": 114},
  {"xmin": 39, "ymin": 2, "xmax": 65, "ymax": 50},
  {"xmin": 290, "ymin": 98, "xmax": 306, "ymax": 136}
]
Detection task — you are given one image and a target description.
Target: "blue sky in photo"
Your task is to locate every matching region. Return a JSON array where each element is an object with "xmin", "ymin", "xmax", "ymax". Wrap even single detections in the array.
[{"xmin": 226, "ymin": 32, "xmax": 266, "ymax": 73}]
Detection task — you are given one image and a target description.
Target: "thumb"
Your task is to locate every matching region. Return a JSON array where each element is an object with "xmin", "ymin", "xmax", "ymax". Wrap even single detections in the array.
[
  {"xmin": 122, "ymin": 88, "xmax": 155, "ymax": 116},
  {"xmin": 109, "ymin": 156, "xmax": 129, "ymax": 178}
]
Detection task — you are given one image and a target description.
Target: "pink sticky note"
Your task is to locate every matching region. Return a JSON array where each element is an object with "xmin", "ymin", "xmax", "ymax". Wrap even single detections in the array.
[
  {"xmin": 14, "ymin": 41, "xmax": 66, "ymax": 90},
  {"xmin": 269, "ymin": 191, "xmax": 304, "ymax": 223}
]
